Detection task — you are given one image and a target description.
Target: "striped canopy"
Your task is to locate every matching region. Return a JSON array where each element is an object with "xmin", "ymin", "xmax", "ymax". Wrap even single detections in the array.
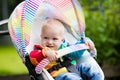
[{"xmin": 8, "ymin": 0, "xmax": 85, "ymax": 60}]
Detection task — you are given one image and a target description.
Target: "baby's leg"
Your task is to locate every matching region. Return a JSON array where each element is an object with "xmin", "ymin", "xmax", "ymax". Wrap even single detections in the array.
[
  {"xmin": 76, "ymin": 50, "xmax": 104, "ymax": 80},
  {"xmin": 55, "ymin": 72, "xmax": 83, "ymax": 80}
]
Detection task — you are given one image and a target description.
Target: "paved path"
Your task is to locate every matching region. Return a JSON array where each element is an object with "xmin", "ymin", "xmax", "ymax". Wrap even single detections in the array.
[{"xmin": 0, "ymin": 74, "xmax": 30, "ymax": 80}]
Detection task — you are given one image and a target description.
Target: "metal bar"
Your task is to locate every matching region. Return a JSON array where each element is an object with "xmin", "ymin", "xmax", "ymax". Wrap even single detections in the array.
[
  {"xmin": 0, "ymin": 19, "xmax": 8, "ymax": 25},
  {"xmin": 0, "ymin": 30, "xmax": 9, "ymax": 35},
  {"xmin": 0, "ymin": 19, "xmax": 9, "ymax": 35}
]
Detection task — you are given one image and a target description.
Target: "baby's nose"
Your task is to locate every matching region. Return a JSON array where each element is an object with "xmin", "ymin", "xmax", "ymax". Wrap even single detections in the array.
[{"xmin": 47, "ymin": 39, "xmax": 53, "ymax": 44}]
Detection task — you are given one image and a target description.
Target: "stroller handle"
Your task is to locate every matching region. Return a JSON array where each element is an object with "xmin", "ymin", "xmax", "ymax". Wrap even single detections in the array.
[
  {"xmin": 56, "ymin": 44, "xmax": 89, "ymax": 58},
  {"xmin": 0, "ymin": 19, "xmax": 9, "ymax": 35},
  {"xmin": 0, "ymin": 19, "xmax": 8, "ymax": 25}
]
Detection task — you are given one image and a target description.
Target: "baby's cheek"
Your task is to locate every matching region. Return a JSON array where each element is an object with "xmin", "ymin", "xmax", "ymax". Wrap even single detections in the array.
[
  {"xmin": 41, "ymin": 43, "xmax": 46, "ymax": 47},
  {"xmin": 41, "ymin": 41, "xmax": 46, "ymax": 46},
  {"xmin": 56, "ymin": 45, "xmax": 60, "ymax": 50},
  {"xmin": 54, "ymin": 42, "xmax": 61, "ymax": 50}
]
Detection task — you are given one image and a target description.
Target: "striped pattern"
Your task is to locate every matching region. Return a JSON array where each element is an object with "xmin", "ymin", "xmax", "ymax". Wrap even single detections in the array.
[
  {"xmin": 8, "ymin": 2, "xmax": 26, "ymax": 59},
  {"xmin": 35, "ymin": 59, "xmax": 49, "ymax": 74}
]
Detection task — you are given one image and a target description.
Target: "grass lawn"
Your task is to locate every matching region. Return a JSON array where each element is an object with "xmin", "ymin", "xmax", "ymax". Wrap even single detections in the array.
[{"xmin": 0, "ymin": 46, "xmax": 28, "ymax": 76}]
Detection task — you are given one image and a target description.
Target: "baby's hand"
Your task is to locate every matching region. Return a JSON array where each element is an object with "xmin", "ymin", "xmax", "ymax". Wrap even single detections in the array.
[
  {"xmin": 84, "ymin": 39, "xmax": 97, "ymax": 58},
  {"xmin": 45, "ymin": 50, "xmax": 58, "ymax": 62},
  {"xmin": 85, "ymin": 40, "xmax": 95, "ymax": 50}
]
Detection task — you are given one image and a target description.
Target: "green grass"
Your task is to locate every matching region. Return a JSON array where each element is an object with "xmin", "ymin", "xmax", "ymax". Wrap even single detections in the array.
[{"xmin": 0, "ymin": 46, "xmax": 28, "ymax": 76}]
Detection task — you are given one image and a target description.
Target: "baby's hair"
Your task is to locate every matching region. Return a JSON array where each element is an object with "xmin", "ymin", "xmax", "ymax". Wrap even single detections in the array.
[
  {"xmin": 43, "ymin": 17, "xmax": 71, "ymax": 33},
  {"xmin": 43, "ymin": 18, "xmax": 64, "ymax": 26},
  {"xmin": 41, "ymin": 18, "xmax": 65, "ymax": 36},
  {"xmin": 42, "ymin": 18, "xmax": 66, "ymax": 32}
]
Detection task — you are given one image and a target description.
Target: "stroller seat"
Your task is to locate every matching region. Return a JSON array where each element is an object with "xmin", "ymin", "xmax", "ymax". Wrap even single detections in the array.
[{"xmin": 8, "ymin": 0, "xmax": 104, "ymax": 80}]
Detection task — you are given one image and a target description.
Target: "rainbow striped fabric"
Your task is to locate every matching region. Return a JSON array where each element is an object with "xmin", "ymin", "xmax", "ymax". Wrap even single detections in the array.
[{"xmin": 8, "ymin": 0, "xmax": 86, "ymax": 60}]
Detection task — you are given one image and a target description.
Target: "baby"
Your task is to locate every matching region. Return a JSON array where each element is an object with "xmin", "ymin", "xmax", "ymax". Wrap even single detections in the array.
[{"xmin": 30, "ymin": 18, "xmax": 104, "ymax": 80}]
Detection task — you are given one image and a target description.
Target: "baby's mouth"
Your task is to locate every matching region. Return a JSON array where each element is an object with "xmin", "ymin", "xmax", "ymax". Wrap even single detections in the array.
[{"xmin": 46, "ymin": 45, "xmax": 54, "ymax": 48}]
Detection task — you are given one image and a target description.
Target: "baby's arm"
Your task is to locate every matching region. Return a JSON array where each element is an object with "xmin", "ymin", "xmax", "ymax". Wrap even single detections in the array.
[
  {"xmin": 30, "ymin": 46, "xmax": 57, "ymax": 66},
  {"xmin": 29, "ymin": 46, "xmax": 58, "ymax": 74},
  {"xmin": 81, "ymin": 32, "xmax": 97, "ymax": 57},
  {"xmin": 84, "ymin": 37, "xmax": 97, "ymax": 58},
  {"xmin": 85, "ymin": 37, "xmax": 95, "ymax": 50},
  {"xmin": 29, "ymin": 49, "xmax": 46, "ymax": 66},
  {"xmin": 44, "ymin": 49, "xmax": 58, "ymax": 62}
]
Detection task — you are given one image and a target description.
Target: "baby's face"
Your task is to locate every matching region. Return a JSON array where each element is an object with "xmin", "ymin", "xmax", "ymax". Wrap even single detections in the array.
[{"xmin": 41, "ymin": 19, "xmax": 64, "ymax": 50}]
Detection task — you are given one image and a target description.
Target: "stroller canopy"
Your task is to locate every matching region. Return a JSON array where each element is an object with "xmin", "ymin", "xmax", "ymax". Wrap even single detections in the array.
[{"xmin": 8, "ymin": 0, "xmax": 86, "ymax": 60}]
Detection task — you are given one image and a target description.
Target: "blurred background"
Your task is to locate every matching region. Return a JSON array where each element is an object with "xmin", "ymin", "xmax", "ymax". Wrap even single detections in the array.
[{"xmin": 0, "ymin": 0, "xmax": 120, "ymax": 80}]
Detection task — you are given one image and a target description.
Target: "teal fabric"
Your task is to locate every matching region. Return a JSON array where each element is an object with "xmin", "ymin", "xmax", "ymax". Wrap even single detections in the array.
[{"xmin": 58, "ymin": 40, "xmax": 85, "ymax": 59}]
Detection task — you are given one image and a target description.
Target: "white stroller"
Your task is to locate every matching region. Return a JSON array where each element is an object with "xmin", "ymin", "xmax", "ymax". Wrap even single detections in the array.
[{"xmin": 8, "ymin": 0, "xmax": 104, "ymax": 80}]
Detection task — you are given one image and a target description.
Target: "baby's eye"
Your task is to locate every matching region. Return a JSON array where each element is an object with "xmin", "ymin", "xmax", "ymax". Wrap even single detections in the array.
[
  {"xmin": 53, "ymin": 38, "xmax": 58, "ymax": 40},
  {"xmin": 44, "ymin": 37, "xmax": 48, "ymax": 39}
]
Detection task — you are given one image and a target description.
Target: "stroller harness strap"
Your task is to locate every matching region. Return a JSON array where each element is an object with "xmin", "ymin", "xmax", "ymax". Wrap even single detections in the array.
[{"xmin": 47, "ymin": 56, "xmax": 74, "ymax": 77}]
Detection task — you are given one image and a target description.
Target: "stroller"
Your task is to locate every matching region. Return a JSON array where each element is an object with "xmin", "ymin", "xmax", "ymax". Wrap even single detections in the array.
[{"xmin": 8, "ymin": 0, "xmax": 104, "ymax": 80}]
